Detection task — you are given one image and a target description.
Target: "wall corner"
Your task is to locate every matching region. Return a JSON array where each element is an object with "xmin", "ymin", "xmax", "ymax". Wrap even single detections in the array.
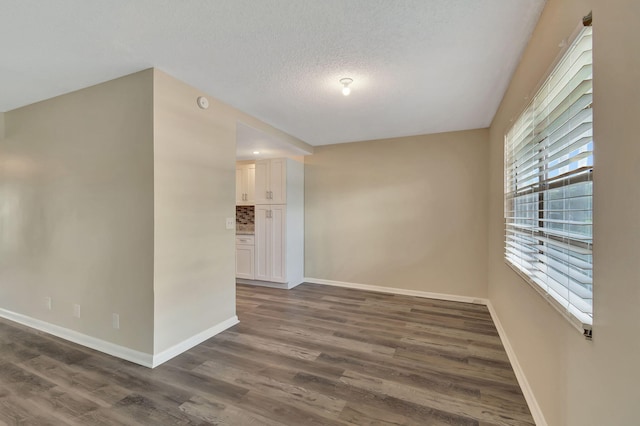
[{"xmin": 0, "ymin": 112, "xmax": 5, "ymax": 139}]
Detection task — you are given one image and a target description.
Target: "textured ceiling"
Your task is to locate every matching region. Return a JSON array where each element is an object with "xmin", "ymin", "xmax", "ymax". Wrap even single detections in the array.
[{"xmin": 0, "ymin": 0, "xmax": 545, "ymax": 146}]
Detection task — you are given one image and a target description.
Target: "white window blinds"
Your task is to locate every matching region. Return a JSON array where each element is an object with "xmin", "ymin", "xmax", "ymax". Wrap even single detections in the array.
[{"xmin": 504, "ymin": 26, "xmax": 593, "ymax": 334}]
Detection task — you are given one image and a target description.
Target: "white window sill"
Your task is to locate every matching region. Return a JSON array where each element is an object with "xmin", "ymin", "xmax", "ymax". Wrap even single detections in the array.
[{"xmin": 504, "ymin": 259, "xmax": 593, "ymax": 340}]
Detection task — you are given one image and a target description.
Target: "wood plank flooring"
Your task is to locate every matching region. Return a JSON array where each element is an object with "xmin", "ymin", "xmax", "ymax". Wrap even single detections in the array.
[{"xmin": 0, "ymin": 283, "xmax": 534, "ymax": 425}]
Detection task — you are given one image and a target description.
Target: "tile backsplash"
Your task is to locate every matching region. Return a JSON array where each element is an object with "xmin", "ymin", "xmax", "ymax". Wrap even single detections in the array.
[{"xmin": 236, "ymin": 205, "xmax": 255, "ymax": 226}]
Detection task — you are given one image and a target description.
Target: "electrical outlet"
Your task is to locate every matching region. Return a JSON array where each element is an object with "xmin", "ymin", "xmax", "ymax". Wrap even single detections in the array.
[
  {"xmin": 73, "ymin": 304, "xmax": 81, "ymax": 318},
  {"xmin": 226, "ymin": 217, "xmax": 235, "ymax": 230},
  {"xmin": 112, "ymin": 313, "xmax": 120, "ymax": 329},
  {"xmin": 45, "ymin": 297, "xmax": 52, "ymax": 310}
]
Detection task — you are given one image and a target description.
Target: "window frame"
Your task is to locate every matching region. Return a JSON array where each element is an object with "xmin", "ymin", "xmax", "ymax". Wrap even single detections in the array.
[{"xmin": 503, "ymin": 22, "xmax": 593, "ymax": 338}]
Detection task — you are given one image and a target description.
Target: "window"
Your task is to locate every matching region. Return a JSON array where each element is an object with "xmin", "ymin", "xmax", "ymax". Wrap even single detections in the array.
[{"xmin": 504, "ymin": 25, "xmax": 593, "ymax": 335}]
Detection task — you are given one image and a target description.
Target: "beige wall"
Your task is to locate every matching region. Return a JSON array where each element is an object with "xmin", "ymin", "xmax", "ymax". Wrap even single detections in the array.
[
  {"xmin": 152, "ymin": 70, "xmax": 238, "ymax": 354},
  {"xmin": 151, "ymin": 70, "xmax": 309, "ymax": 354},
  {"xmin": 305, "ymin": 129, "xmax": 489, "ymax": 298},
  {"xmin": 488, "ymin": 0, "xmax": 640, "ymax": 424},
  {"xmin": 0, "ymin": 66, "xmax": 309, "ymax": 361},
  {"xmin": 0, "ymin": 70, "xmax": 155, "ymax": 353}
]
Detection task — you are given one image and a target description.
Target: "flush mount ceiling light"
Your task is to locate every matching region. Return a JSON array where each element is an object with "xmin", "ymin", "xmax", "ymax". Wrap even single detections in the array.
[
  {"xmin": 340, "ymin": 78, "xmax": 353, "ymax": 96},
  {"xmin": 253, "ymin": 151, "xmax": 260, "ymax": 155},
  {"xmin": 196, "ymin": 96, "xmax": 209, "ymax": 109}
]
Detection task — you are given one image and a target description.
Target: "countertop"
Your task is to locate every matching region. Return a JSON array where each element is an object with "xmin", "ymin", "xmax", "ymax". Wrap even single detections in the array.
[{"xmin": 236, "ymin": 225, "xmax": 255, "ymax": 235}]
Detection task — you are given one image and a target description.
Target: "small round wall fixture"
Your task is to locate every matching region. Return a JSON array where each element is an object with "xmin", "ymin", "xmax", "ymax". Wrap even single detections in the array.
[
  {"xmin": 340, "ymin": 78, "xmax": 353, "ymax": 96},
  {"xmin": 197, "ymin": 96, "xmax": 209, "ymax": 109}
]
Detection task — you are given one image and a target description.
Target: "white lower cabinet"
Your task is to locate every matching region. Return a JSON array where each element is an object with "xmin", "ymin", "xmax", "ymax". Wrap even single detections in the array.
[
  {"xmin": 254, "ymin": 205, "xmax": 286, "ymax": 283},
  {"xmin": 235, "ymin": 235, "xmax": 255, "ymax": 280}
]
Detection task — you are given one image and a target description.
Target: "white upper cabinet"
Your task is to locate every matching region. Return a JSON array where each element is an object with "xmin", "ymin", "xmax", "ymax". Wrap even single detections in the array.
[
  {"xmin": 236, "ymin": 163, "xmax": 255, "ymax": 205},
  {"xmin": 268, "ymin": 158, "xmax": 286, "ymax": 204},
  {"xmin": 255, "ymin": 159, "xmax": 286, "ymax": 204},
  {"xmin": 235, "ymin": 168, "xmax": 244, "ymax": 204},
  {"xmin": 254, "ymin": 161, "xmax": 268, "ymax": 205}
]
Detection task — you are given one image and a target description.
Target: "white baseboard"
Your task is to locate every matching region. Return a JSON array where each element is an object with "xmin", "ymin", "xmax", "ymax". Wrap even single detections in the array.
[
  {"xmin": 151, "ymin": 315, "xmax": 239, "ymax": 367},
  {"xmin": 236, "ymin": 278, "xmax": 302, "ymax": 290},
  {"xmin": 303, "ymin": 277, "xmax": 545, "ymax": 425},
  {"xmin": 486, "ymin": 301, "xmax": 547, "ymax": 426},
  {"xmin": 303, "ymin": 277, "xmax": 488, "ymax": 305},
  {"xmin": 287, "ymin": 279, "xmax": 303, "ymax": 289},
  {"xmin": 1, "ymin": 286, "xmax": 542, "ymax": 423},
  {"xmin": 0, "ymin": 308, "xmax": 240, "ymax": 370},
  {"xmin": 0, "ymin": 308, "xmax": 154, "ymax": 367}
]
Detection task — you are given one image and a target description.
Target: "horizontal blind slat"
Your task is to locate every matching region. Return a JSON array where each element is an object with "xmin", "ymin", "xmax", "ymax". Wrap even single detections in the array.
[{"xmin": 504, "ymin": 27, "xmax": 593, "ymax": 327}]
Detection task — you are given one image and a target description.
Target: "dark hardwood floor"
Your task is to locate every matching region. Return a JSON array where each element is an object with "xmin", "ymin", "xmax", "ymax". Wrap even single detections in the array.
[{"xmin": 0, "ymin": 283, "xmax": 534, "ymax": 425}]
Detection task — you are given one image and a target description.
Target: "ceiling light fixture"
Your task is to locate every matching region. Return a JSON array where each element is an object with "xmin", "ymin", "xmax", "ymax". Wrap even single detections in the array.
[
  {"xmin": 253, "ymin": 151, "xmax": 260, "ymax": 155},
  {"xmin": 340, "ymin": 78, "xmax": 353, "ymax": 96},
  {"xmin": 196, "ymin": 96, "xmax": 209, "ymax": 109}
]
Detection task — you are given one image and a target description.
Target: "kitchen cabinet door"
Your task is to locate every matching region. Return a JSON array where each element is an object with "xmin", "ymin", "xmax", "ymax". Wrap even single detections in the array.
[
  {"xmin": 235, "ymin": 163, "xmax": 256, "ymax": 205},
  {"xmin": 254, "ymin": 205, "xmax": 270, "ymax": 281},
  {"xmin": 254, "ymin": 159, "xmax": 286, "ymax": 204},
  {"xmin": 235, "ymin": 167, "xmax": 245, "ymax": 205},
  {"xmin": 254, "ymin": 205, "xmax": 286, "ymax": 283},
  {"xmin": 268, "ymin": 205, "xmax": 286, "ymax": 282},
  {"xmin": 254, "ymin": 160, "xmax": 269, "ymax": 204},
  {"xmin": 245, "ymin": 164, "xmax": 255, "ymax": 204},
  {"xmin": 235, "ymin": 244, "xmax": 255, "ymax": 280},
  {"xmin": 268, "ymin": 159, "xmax": 286, "ymax": 204}
]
